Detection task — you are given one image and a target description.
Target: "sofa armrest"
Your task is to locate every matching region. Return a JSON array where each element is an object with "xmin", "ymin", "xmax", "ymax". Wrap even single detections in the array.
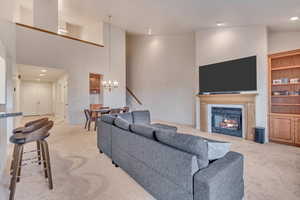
[
  {"xmin": 97, "ymin": 119, "xmax": 113, "ymax": 158},
  {"xmin": 194, "ymin": 151, "xmax": 244, "ymax": 200}
]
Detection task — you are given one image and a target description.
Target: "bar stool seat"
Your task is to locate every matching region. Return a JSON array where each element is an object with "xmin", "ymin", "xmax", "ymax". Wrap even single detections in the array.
[
  {"xmin": 9, "ymin": 120, "xmax": 54, "ymax": 200},
  {"xmin": 12, "ymin": 118, "xmax": 49, "ymax": 134},
  {"xmin": 10, "ymin": 132, "xmax": 50, "ymax": 144},
  {"xmin": 10, "ymin": 118, "xmax": 49, "ymax": 173}
]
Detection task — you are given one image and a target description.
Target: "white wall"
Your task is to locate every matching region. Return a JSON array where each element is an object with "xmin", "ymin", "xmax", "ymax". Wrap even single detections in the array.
[
  {"xmin": 33, "ymin": 0, "xmax": 58, "ymax": 32},
  {"xmin": 16, "ymin": 23, "xmax": 126, "ymax": 124},
  {"xmin": 81, "ymin": 21, "xmax": 104, "ymax": 45},
  {"xmin": 60, "ymin": 12, "xmax": 104, "ymax": 46},
  {"xmin": 0, "ymin": 46, "xmax": 6, "ymax": 104},
  {"xmin": 195, "ymin": 26, "xmax": 269, "ymax": 140},
  {"xmin": 14, "ymin": 0, "xmax": 34, "ymax": 26},
  {"xmin": 127, "ymin": 34, "xmax": 196, "ymax": 125},
  {"xmin": 0, "ymin": 0, "xmax": 16, "ymax": 195},
  {"xmin": 0, "ymin": 0, "xmax": 14, "ymax": 21},
  {"xmin": 268, "ymin": 31, "xmax": 300, "ymax": 54}
]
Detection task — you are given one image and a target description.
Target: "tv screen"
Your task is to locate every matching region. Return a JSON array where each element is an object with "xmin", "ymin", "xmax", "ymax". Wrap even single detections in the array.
[{"xmin": 199, "ymin": 56, "xmax": 257, "ymax": 93}]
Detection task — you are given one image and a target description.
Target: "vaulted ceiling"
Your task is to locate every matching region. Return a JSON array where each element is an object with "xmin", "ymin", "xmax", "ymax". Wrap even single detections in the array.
[
  {"xmin": 61, "ymin": 0, "xmax": 300, "ymax": 34},
  {"xmin": 22, "ymin": 0, "xmax": 300, "ymax": 34}
]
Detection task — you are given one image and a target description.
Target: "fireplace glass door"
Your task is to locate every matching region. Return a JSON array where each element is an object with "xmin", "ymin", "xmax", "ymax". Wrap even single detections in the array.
[{"xmin": 212, "ymin": 107, "xmax": 242, "ymax": 137}]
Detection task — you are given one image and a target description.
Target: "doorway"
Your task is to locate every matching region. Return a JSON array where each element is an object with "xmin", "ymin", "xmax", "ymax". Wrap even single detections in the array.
[
  {"xmin": 20, "ymin": 80, "xmax": 52, "ymax": 115},
  {"xmin": 17, "ymin": 65, "xmax": 67, "ymax": 120}
]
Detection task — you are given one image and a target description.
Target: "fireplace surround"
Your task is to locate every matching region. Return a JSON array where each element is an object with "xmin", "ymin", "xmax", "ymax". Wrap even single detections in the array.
[{"xmin": 198, "ymin": 93, "xmax": 257, "ymax": 141}]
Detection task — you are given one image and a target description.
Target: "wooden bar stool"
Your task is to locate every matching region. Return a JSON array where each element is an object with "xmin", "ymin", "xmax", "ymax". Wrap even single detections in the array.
[
  {"xmin": 9, "ymin": 120, "xmax": 54, "ymax": 200},
  {"xmin": 10, "ymin": 118, "xmax": 49, "ymax": 172}
]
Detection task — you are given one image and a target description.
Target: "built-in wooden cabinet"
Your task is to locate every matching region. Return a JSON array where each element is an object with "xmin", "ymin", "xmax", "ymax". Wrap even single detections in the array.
[
  {"xmin": 295, "ymin": 118, "xmax": 300, "ymax": 145},
  {"xmin": 269, "ymin": 115, "xmax": 294, "ymax": 144},
  {"xmin": 269, "ymin": 49, "xmax": 300, "ymax": 147},
  {"xmin": 89, "ymin": 73, "xmax": 101, "ymax": 94}
]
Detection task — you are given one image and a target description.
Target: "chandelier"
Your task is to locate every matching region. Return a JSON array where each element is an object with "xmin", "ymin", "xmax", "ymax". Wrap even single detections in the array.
[
  {"xmin": 102, "ymin": 80, "xmax": 119, "ymax": 92},
  {"xmin": 102, "ymin": 15, "xmax": 119, "ymax": 92}
]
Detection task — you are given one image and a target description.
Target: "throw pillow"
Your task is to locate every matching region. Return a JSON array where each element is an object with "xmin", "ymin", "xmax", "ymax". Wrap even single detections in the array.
[{"xmin": 201, "ymin": 138, "xmax": 231, "ymax": 161}]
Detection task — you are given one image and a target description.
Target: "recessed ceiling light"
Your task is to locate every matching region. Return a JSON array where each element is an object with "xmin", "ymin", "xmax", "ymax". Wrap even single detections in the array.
[
  {"xmin": 290, "ymin": 16, "xmax": 299, "ymax": 21},
  {"xmin": 41, "ymin": 69, "xmax": 47, "ymax": 73},
  {"xmin": 148, "ymin": 28, "xmax": 152, "ymax": 35},
  {"xmin": 39, "ymin": 74, "xmax": 45, "ymax": 77},
  {"xmin": 216, "ymin": 22, "xmax": 226, "ymax": 27}
]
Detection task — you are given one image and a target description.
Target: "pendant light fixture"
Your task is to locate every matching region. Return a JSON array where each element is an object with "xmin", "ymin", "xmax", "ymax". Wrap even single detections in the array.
[{"xmin": 102, "ymin": 15, "xmax": 119, "ymax": 92}]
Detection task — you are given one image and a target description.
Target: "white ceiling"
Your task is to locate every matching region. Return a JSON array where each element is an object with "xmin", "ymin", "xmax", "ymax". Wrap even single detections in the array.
[
  {"xmin": 18, "ymin": 64, "xmax": 65, "ymax": 82},
  {"xmin": 61, "ymin": 0, "xmax": 300, "ymax": 34}
]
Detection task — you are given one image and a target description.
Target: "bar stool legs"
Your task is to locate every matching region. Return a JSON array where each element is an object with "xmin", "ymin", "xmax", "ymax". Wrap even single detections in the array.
[
  {"xmin": 37, "ymin": 141, "xmax": 42, "ymax": 165},
  {"xmin": 9, "ymin": 140, "xmax": 53, "ymax": 200},
  {"xmin": 10, "ymin": 145, "xmax": 17, "ymax": 175},
  {"xmin": 41, "ymin": 140, "xmax": 53, "ymax": 189},
  {"xmin": 10, "ymin": 141, "xmax": 42, "ymax": 176},
  {"xmin": 41, "ymin": 140, "xmax": 48, "ymax": 179},
  {"xmin": 16, "ymin": 147, "xmax": 23, "ymax": 182},
  {"xmin": 9, "ymin": 144, "xmax": 23, "ymax": 200}
]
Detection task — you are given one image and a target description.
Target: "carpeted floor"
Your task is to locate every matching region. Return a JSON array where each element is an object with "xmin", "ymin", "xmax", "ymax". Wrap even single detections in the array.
[{"xmin": 1, "ymin": 117, "xmax": 300, "ymax": 200}]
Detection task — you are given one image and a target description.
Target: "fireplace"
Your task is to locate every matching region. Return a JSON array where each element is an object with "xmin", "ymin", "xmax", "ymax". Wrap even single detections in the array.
[
  {"xmin": 199, "ymin": 94, "xmax": 256, "ymax": 140},
  {"xmin": 211, "ymin": 107, "xmax": 243, "ymax": 137}
]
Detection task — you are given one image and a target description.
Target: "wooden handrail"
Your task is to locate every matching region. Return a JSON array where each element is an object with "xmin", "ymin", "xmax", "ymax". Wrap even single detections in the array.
[
  {"xmin": 126, "ymin": 87, "xmax": 143, "ymax": 105},
  {"xmin": 16, "ymin": 23, "xmax": 104, "ymax": 48}
]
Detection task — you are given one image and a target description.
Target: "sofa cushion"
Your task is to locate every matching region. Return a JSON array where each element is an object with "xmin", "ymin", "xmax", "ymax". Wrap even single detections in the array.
[
  {"xmin": 202, "ymin": 138, "xmax": 231, "ymax": 161},
  {"xmin": 156, "ymin": 131, "xmax": 209, "ymax": 169},
  {"xmin": 151, "ymin": 123, "xmax": 178, "ymax": 132},
  {"xmin": 114, "ymin": 117, "xmax": 131, "ymax": 130},
  {"xmin": 154, "ymin": 128, "xmax": 177, "ymax": 141},
  {"xmin": 132, "ymin": 110, "xmax": 151, "ymax": 124},
  {"xmin": 101, "ymin": 114, "xmax": 117, "ymax": 124},
  {"xmin": 118, "ymin": 112, "xmax": 133, "ymax": 124},
  {"xmin": 130, "ymin": 124, "xmax": 155, "ymax": 140}
]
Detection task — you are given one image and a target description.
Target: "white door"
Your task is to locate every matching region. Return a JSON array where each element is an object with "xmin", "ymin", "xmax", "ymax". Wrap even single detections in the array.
[
  {"xmin": 21, "ymin": 81, "xmax": 53, "ymax": 116},
  {"xmin": 38, "ymin": 83, "xmax": 52, "ymax": 115},
  {"xmin": 21, "ymin": 81, "xmax": 39, "ymax": 116}
]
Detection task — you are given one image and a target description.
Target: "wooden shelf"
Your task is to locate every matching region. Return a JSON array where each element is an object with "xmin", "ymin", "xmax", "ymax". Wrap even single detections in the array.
[
  {"xmin": 269, "ymin": 113, "xmax": 300, "ymax": 117},
  {"xmin": 271, "ymin": 65, "xmax": 300, "ymax": 71},
  {"xmin": 269, "ymin": 49, "xmax": 300, "ymax": 59},
  {"xmin": 272, "ymin": 83, "xmax": 300, "ymax": 86},
  {"xmin": 272, "ymin": 95, "xmax": 300, "ymax": 98},
  {"xmin": 272, "ymin": 103, "xmax": 300, "ymax": 106}
]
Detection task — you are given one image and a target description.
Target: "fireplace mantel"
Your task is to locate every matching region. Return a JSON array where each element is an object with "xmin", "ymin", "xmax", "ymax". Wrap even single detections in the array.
[{"xmin": 197, "ymin": 93, "xmax": 257, "ymax": 140}]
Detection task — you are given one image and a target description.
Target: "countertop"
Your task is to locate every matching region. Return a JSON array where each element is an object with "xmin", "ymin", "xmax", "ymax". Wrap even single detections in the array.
[{"xmin": 0, "ymin": 112, "xmax": 22, "ymax": 118}]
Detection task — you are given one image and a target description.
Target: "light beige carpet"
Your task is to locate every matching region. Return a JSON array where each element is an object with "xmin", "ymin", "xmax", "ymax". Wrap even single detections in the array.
[{"xmin": 1, "ymin": 118, "xmax": 300, "ymax": 200}]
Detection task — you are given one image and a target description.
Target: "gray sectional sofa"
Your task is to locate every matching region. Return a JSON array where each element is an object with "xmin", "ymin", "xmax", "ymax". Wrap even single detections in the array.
[{"xmin": 97, "ymin": 110, "xmax": 244, "ymax": 200}]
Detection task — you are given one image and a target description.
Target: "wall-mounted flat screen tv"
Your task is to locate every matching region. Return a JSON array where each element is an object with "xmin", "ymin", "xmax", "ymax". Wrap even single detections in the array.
[{"xmin": 199, "ymin": 56, "xmax": 257, "ymax": 93}]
